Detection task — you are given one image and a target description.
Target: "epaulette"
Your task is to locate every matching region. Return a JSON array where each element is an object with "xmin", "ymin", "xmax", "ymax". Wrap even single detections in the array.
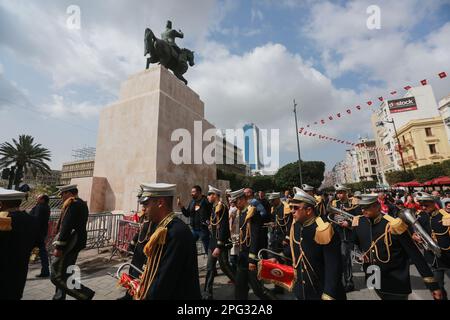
[
  {"xmin": 62, "ymin": 197, "xmax": 76, "ymax": 211},
  {"xmin": 314, "ymin": 216, "xmax": 334, "ymax": 245},
  {"xmin": 0, "ymin": 216, "xmax": 12, "ymax": 231},
  {"xmin": 352, "ymin": 215, "xmax": 361, "ymax": 227},
  {"xmin": 331, "ymin": 199, "xmax": 337, "ymax": 207},
  {"xmin": 282, "ymin": 201, "xmax": 291, "ymax": 215},
  {"xmin": 0, "ymin": 211, "xmax": 8, "ymax": 218},
  {"xmin": 383, "ymin": 214, "xmax": 408, "ymax": 235},
  {"xmin": 244, "ymin": 205, "xmax": 256, "ymax": 224},
  {"xmin": 215, "ymin": 201, "xmax": 223, "ymax": 213},
  {"xmin": 439, "ymin": 209, "xmax": 450, "ymax": 226}
]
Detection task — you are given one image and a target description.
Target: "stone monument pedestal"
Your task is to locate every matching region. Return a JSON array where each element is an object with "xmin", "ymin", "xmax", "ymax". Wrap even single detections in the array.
[{"xmin": 79, "ymin": 66, "xmax": 222, "ymax": 212}]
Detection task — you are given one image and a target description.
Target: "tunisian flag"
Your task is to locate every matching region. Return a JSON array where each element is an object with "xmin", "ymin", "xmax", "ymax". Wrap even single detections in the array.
[{"xmin": 257, "ymin": 259, "xmax": 296, "ymax": 291}]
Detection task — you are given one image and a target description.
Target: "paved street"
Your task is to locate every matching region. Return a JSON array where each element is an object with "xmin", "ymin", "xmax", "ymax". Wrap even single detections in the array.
[{"xmin": 23, "ymin": 248, "xmax": 450, "ymax": 300}]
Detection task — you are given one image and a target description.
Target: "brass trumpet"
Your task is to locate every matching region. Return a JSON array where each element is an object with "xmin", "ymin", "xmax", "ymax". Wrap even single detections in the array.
[
  {"xmin": 398, "ymin": 209, "xmax": 441, "ymax": 257},
  {"xmin": 326, "ymin": 203, "xmax": 355, "ymax": 225}
]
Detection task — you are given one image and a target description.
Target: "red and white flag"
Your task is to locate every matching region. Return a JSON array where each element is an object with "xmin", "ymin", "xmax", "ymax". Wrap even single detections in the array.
[
  {"xmin": 367, "ymin": 101, "xmax": 373, "ymax": 106},
  {"xmin": 420, "ymin": 79, "xmax": 427, "ymax": 85},
  {"xmin": 439, "ymin": 72, "xmax": 447, "ymax": 79},
  {"xmin": 404, "ymin": 85, "xmax": 412, "ymax": 90}
]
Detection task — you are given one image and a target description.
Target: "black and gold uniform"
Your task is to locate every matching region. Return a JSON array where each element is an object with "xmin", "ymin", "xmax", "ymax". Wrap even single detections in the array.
[
  {"xmin": 416, "ymin": 206, "xmax": 450, "ymax": 299},
  {"xmin": 287, "ymin": 216, "xmax": 346, "ymax": 300},
  {"xmin": 352, "ymin": 213, "xmax": 440, "ymax": 299},
  {"xmin": 51, "ymin": 186, "xmax": 95, "ymax": 300},
  {"xmin": 0, "ymin": 202, "xmax": 37, "ymax": 300},
  {"xmin": 235, "ymin": 203, "xmax": 266, "ymax": 299},
  {"xmin": 204, "ymin": 197, "xmax": 230, "ymax": 300}
]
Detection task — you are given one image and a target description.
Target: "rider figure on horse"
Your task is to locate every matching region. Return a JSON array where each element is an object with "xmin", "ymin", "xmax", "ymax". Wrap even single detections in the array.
[{"xmin": 161, "ymin": 20, "xmax": 184, "ymax": 57}]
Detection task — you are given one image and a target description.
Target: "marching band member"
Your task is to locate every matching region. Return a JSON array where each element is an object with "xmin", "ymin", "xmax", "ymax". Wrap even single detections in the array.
[
  {"xmin": 203, "ymin": 185, "xmax": 230, "ymax": 300},
  {"xmin": 117, "ymin": 190, "xmax": 152, "ymax": 300},
  {"xmin": 134, "ymin": 183, "xmax": 201, "ymax": 300},
  {"xmin": 414, "ymin": 193, "xmax": 450, "ymax": 300},
  {"xmin": 0, "ymin": 189, "xmax": 37, "ymax": 300},
  {"xmin": 279, "ymin": 188, "xmax": 346, "ymax": 300},
  {"xmin": 51, "ymin": 184, "xmax": 95, "ymax": 300},
  {"xmin": 331, "ymin": 184, "xmax": 360, "ymax": 292},
  {"xmin": 302, "ymin": 184, "xmax": 327, "ymax": 220},
  {"xmin": 231, "ymin": 188, "xmax": 272, "ymax": 299},
  {"xmin": 352, "ymin": 194, "xmax": 443, "ymax": 300}
]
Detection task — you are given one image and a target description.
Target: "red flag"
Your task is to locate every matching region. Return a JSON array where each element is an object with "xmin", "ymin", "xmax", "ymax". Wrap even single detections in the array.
[
  {"xmin": 321, "ymin": 119, "xmax": 325, "ymax": 124},
  {"xmin": 303, "ymin": 131, "xmax": 308, "ymax": 135},
  {"xmin": 390, "ymin": 91, "xmax": 397, "ymax": 95},
  {"xmin": 378, "ymin": 97, "xmax": 384, "ymax": 102},
  {"xmin": 420, "ymin": 79, "xmax": 427, "ymax": 85},
  {"xmin": 309, "ymin": 132, "xmax": 312, "ymax": 136},
  {"xmin": 346, "ymin": 109, "xmax": 351, "ymax": 114},
  {"xmin": 337, "ymin": 113, "xmax": 341, "ymax": 118},
  {"xmin": 439, "ymin": 72, "xmax": 447, "ymax": 79},
  {"xmin": 367, "ymin": 101, "xmax": 372, "ymax": 106},
  {"xmin": 356, "ymin": 105, "xmax": 361, "ymax": 110},
  {"xmin": 329, "ymin": 116, "xmax": 333, "ymax": 120},
  {"xmin": 404, "ymin": 85, "xmax": 412, "ymax": 90},
  {"xmin": 299, "ymin": 127, "xmax": 304, "ymax": 133},
  {"xmin": 341, "ymin": 141, "xmax": 345, "ymax": 144}
]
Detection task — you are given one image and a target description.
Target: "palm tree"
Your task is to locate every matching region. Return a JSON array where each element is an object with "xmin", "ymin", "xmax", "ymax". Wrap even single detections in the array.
[{"xmin": 0, "ymin": 135, "xmax": 51, "ymax": 190}]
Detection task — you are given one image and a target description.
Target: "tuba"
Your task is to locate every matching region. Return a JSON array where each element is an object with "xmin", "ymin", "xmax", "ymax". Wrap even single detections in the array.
[
  {"xmin": 326, "ymin": 203, "xmax": 355, "ymax": 225},
  {"xmin": 398, "ymin": 209, "xmax": 441, "ymax": 257}
]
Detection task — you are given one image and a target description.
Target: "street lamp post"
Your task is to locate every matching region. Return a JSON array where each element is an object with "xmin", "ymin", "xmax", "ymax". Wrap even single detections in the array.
[
  {"xmin": 293, "ymin": 99, "xmax": 304, "ymax": 186},
  {"xmin": 376, "ymin": 119, "xmax": 406, "ymax": 172}
]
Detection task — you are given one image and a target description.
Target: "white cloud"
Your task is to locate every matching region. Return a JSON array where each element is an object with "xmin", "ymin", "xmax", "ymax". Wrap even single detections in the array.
[
  {"xmin": 251, "ymin": 8, "xmax": 264, "ymax": 22},
  {"xmin": 39, "ymin": 94, "xmax": 102, "ymax": 119},
  {"xmin": 304, "ymin": 0, "xmax": 450, "ymax": 101},
  {"xmin": 0, "ymin": 0, "xmax": 222, "ymax": 94},
  {"xmin": 190, "ymin": 42, "xmax": 364, "ymax": 158}
]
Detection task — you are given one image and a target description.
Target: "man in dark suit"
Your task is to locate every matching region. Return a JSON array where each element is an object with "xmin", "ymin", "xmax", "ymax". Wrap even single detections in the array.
[{"xmin": 30, "ymin": 194, "xmax": 51, "ymax": 277}]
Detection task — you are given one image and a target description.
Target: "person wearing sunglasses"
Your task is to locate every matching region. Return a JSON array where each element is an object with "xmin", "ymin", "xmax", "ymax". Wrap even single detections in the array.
[
  {"xmin": 275, "ymin": 188, "xmax": 346, "ymax": 300},
  {"xmin": 414, "ymin": 192, "xmax": 450, "ymax": 300},
  {"xmin": 352, "ymin": 194, "xmax": 443, "ymax": 300}
]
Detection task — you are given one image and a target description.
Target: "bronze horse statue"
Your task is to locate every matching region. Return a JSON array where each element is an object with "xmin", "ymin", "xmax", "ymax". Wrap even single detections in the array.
[{"xmin": 144, "ymin": 28, "xmax": 195, "ymax": 85}]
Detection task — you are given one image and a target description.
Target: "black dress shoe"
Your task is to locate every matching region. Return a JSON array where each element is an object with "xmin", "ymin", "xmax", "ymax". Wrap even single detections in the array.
[{"xmin": 36, "ymin": 273, "xmax": 50, "ymax": 278}]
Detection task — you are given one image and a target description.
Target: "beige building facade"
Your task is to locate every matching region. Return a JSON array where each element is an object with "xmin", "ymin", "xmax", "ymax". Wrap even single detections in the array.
[
  {"xmin": 397, "ymin": 116, "xmax": 450, "ymax": 169},
  {"xmin": 60, "ymin": 159, "xmax": 95, "ymax": 185}
]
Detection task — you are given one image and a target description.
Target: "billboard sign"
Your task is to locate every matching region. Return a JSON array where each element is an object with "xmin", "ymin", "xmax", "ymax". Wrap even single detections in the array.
[{"xmin": 388, "ymin": 97, "xmax": 417, "ymax": 113}]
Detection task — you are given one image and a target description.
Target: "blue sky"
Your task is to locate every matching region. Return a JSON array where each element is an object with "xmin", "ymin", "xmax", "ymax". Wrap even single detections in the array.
[{"xmin": 0, "ymin": 0, "xmax": 449, "ymax": 172}]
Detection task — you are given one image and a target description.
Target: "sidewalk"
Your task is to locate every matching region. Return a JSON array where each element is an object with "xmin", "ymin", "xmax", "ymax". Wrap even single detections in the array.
[{"xmin": 23, "ymin": 249, "xmax": 449, "ymax": 300}]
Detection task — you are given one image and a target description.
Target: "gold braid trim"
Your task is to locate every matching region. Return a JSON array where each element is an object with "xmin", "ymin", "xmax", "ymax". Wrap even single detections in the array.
[
  {"xmin": 283, "ymin": 201, "xmax": 291, "ymax": 216},
  {"xmin": 439, "ymin": 209, "xmax": 450, "ymax": 227},
  {"xmin": 56, "ymin": 197, "xmax": 76, "ymax": 232},
  {"xmin": 352, "ymin": 215, "xmax": 361, "ymax": 227},
  {"xmin": 239, "ymin": 206, "xmax": 254, "ymax": 248},
  {"xmin": 0, "ymin": 211, "xmax": 9, "ymax": 218},
  {"xmin": 134, "ymin": 212, "xmax": 176, "ymax": 300},
  {"xmin": 361, "ymin": 223, "xmax": 393, "ymax": 264}
]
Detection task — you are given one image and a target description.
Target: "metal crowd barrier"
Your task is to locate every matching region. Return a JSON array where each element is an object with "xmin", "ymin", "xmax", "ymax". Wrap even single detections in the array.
[
  {"xmin": 45, "ymin": 212, "xmax": 124, "ymax": 255},
  {"xmin": 109, "ymin": 219, "xmax": 140, "ymax": 260}
]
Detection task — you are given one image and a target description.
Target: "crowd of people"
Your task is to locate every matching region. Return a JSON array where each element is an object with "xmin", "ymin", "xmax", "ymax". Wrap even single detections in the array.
[{"xmin": 1, "ymin": 182, "xmax": 449, "ymax": 301}]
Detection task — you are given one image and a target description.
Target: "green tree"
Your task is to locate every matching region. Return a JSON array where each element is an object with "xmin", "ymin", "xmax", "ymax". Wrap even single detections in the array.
[
  {"xmin": 0, "ymin": 135, "xmax": 51, "ymax": 190},
  {"xmin": 440, "ymin": 159, "xmax": 450, "ymax": 176},
  {"xmin": 385, "ymin": 170, "xmax": 415, "ymax": 185},
  {"xmin": 413, "ymin": 164, "xmax": 445, "ymax": 183},
  {"xmin": 274, "ymin": 160, "xmax": 325, "ymax": 191}
]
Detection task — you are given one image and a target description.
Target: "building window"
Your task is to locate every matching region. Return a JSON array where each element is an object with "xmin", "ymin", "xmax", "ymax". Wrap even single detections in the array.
[
  {"xmin": 372, "ymin": 167, "xmax": 377, "ymax": 174},
  {"xmin": 365, "ymin": 168, "xmax": 369, "ymax": 173},
  {"xmin": 429, "ymin": 144, "xmax": 437, "ymax": 154},
  {"xmin": 363, "ymin": 159, "xmax": 367, "ymax": 164},
  {"xmin": 425, "ymin": 127, "xmax": 432, "ymax": 137},
  {"xmin": 370, "ymin": 159, "xmax": 377, "ymax": 165}
]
